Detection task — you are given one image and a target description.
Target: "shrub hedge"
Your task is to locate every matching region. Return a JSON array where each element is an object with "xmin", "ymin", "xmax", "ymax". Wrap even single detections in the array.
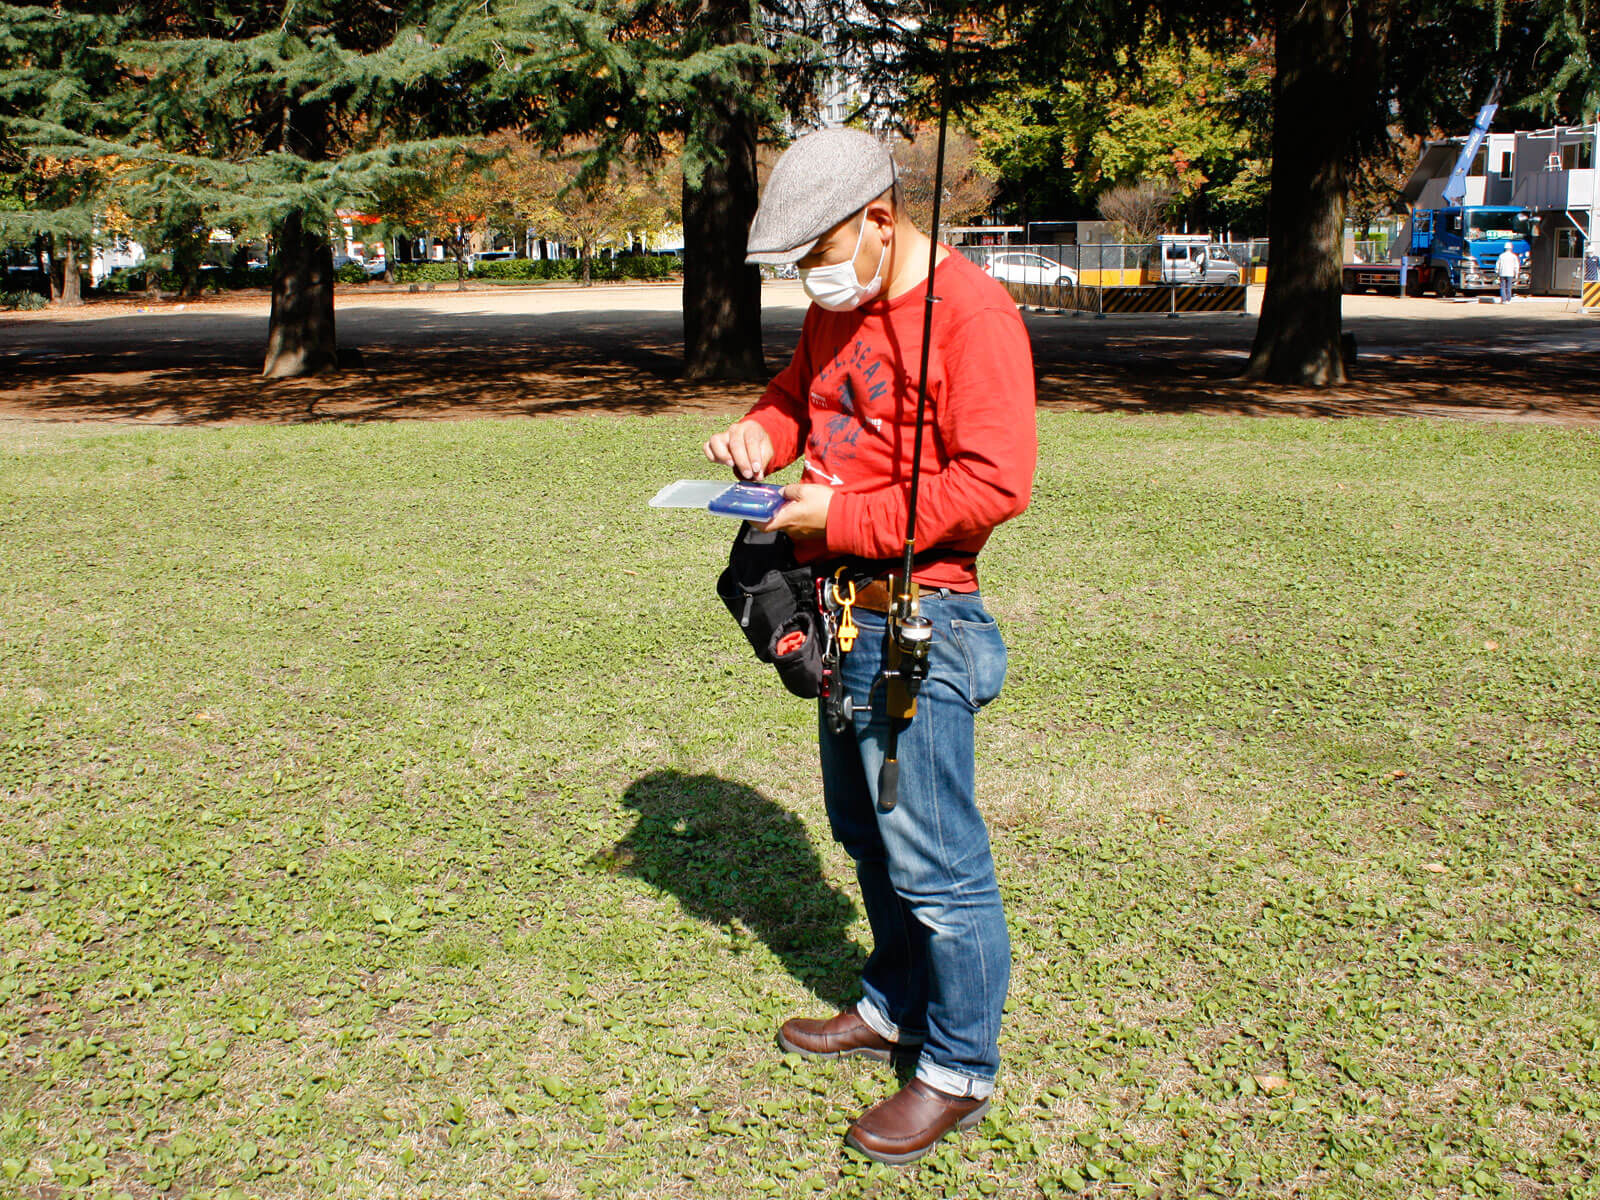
[
  {"xmin": 469, "ymin": 255, "xmax": 679, "ymax": 282},
  {"xmin": 1, "ymin": 290, "xmax": 48, "ymax": 310},
  {"xmin": 96, "ymin": 265, "xmax": 271, "ymax": 294},
  {"xmin": 75, "ymin": 253, "xmax": 680, "ymax": 296},
  {"xmin": 391, "ymin": 262, "xmax": 464, "ymax": 283}
]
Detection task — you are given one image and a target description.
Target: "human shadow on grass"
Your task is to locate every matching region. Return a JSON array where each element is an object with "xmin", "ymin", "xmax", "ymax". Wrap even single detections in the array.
[{"xmin": 603, "ymin": 769, "xmax": 867, "ymax": 1011}]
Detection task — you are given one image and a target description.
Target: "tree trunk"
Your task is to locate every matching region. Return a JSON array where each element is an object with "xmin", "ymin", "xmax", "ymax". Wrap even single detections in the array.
[
  {"xmin": 43, "ymin": 234, "xmax": 61, "ymax": 304},
  {"xmin": 681, "ymin": 0, "xmax": 765, "ymax": 382},
  {"xmin": 1244, "ymin": 0, "xmax": 1351, "ymax": 385},
  {"xmin": 580, "ymin": 241, "xmax": 592, "ymax": 286},
  {"xmin": 682, "ymin": 110, "xmax": 764, "ymax": 380},
  {"xmin": 51, "ymin": 237, "xmax": 84, "ymax": 307},
  {"xmin": 263, "ymin": 209, "xmax": 338, "ymax": 378}
]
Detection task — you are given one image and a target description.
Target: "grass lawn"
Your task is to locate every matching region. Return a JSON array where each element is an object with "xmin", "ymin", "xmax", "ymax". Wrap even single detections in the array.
[{"xmin": 1, "ymin": 412, "xmax": 1597, "ymax": 1200}]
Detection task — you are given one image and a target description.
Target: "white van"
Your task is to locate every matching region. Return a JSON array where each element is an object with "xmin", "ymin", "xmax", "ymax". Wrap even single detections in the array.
[{"xmin": 1157, "ymin": 236, "xmax": 1241, "ymax": 284}]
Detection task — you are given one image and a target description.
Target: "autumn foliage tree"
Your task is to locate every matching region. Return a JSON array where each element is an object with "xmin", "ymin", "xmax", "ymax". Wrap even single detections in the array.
[
  {"xmin": 375, "ymin": 150, "xmax": 496, "ymax": 290},
  {"xmin": 893, "ymin": 124, "xmax": 997, "ymax": 230},
  {"xmin": 469, "ymin": 135, "xmax": 681, "ymax": 284}
]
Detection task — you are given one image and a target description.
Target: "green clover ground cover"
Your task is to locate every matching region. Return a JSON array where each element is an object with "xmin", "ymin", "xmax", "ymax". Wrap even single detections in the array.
[{"xmin": 1, "ymin": 413, "xmax": 1597, "ymax": 1200}]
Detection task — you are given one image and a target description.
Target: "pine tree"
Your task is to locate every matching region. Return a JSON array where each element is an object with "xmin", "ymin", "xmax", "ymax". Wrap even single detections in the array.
[
  {"xmin": 490, "ymin": 0, "xmax": 825, "ymax": 380},
  {"xmin": 6, "ymin": 1, "xmax": 521, "ymax": 374},
  {"xmin": 0, "ymin": 4, "xmax": 130, "ymax": 306}
]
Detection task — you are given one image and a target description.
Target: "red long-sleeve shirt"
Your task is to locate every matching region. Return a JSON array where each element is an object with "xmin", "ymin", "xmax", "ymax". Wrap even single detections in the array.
[{"xmin": 745, "ymin": 248, "xmax": 1037, "ymax": 591}]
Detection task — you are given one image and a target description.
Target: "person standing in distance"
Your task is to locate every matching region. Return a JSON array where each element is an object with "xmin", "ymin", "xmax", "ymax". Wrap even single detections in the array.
[
  {"xmin": 703, "ymin": 128, "xmax": 1037, "ymax": 1164},
  {"xmin": 1495, "ymin": 243, "xmax": 1521, "ymax": 304}
]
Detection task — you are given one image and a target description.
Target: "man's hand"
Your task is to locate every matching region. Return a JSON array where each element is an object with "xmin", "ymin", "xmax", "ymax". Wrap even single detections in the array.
[
  {"xmin": 703, "ymin": 420, "xmax": 774, "ymax": 481},
  {"xmin": 761, "ymin": 483, "xmax": 833, "ymax": 541}
]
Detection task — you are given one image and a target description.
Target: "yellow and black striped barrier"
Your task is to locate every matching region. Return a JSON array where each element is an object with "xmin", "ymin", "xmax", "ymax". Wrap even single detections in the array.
[
  {"xmin": 1582, "ymin": 280, "xmax": 1600, "ymax": 312},
  {"xmin": 999, "ymin": 280, "xmax": 1247, "ymax": 316},
  {"xmin": 1099, "ymin": 285, "xmax": 1247, "ymax": 314}
]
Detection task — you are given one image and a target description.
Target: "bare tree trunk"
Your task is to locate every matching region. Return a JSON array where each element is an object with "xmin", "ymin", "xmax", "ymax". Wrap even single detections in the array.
[
  {"xmin": 263, "ymin": 209, "xmax": 338, "ymax": 378},
  {"xmin": 51, "ymin": 237, "xmax": 84, "ymax": 307},
  {"xmin": 1244, "ymin": 0, "xmax": 1351, "ymax": 385},
  {"xmin": 43, "ymin": 234, "xmax": 61, "ymax": 304}
]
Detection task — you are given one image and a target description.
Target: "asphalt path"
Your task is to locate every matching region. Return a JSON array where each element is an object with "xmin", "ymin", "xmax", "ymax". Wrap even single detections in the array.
[{"xmin": 1, "ymin": 281, "xmax": 1595, "ymax": 425}]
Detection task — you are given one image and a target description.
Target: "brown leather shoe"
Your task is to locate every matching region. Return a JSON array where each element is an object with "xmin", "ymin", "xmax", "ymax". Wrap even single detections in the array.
[
  {"xmin": 777, "ymin": 1010, "xmax": 901, "ymax": 1061},
  {"xmin": 845, "ymin": 1078, "xmax": 991, "ymax": 1164}
]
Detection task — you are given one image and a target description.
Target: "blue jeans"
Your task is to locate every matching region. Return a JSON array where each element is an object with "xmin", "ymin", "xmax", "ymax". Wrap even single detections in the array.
[
  {"xmin": 818, "ymin": 589, "xmax": 1011, "ymax": 1099},
  {"xmin": 1500, "ymin": 277, "xmax": 1514, "ymax": 303}
]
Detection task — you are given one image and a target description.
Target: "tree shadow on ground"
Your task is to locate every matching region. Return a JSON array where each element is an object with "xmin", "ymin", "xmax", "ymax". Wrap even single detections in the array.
[
  {"xmin": 1034, "ymin": 351, "xmax": 1600, "ymax": 423},
  {"xmin": 1024, "ymin": 310, "xmax": 1600, "ymax": 423},
  {"xmin": 0, "ymin": 309, "xmax": 764, "ymax": 424},
  {"xmin": 601, "ymin": 769, "xmax": 865, "ymax": 1009},
  {"xmin": 4, "ymin": 295, "xmax": 1598, "ymax": 426}
]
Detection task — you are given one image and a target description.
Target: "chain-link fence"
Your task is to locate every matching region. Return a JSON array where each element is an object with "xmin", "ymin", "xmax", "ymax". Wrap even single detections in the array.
[{"xmin": 954, "ymin": 241, "xmax": 1265, "ymax": 314}]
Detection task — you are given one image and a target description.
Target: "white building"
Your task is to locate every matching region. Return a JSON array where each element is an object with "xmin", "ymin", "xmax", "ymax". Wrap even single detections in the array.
[{"xmin": 1400, "ymin": 122, "xmax": 1597, "ymax": 294}]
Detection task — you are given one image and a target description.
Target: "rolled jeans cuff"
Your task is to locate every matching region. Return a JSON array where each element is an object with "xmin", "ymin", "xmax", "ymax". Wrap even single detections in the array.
[
  {"xmin": 916, "ymin": 1060, "xmax": 995, "ymax": 1101},
  {"xmin": 855, "ymin": 998, "xmax": 921, "ymax": 1046}
]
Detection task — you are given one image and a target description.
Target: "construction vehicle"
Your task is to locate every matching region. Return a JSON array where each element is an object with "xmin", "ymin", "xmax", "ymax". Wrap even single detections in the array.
[
  {"xmin": 1400, "ymin": 204, "xmax": 1533, "ymax": 296},
  {"xmin": 1345, "ymin": 84, "xmax": 1534, "ymax": 297}
]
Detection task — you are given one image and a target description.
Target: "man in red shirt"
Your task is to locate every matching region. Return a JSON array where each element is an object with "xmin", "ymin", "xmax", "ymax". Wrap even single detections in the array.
[{"xmin": 704, "ymin": 128, "xmax": 1037, "ymax": 1164}]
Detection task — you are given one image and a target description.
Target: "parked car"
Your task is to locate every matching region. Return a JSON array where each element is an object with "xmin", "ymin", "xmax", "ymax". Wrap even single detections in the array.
[
  {"xmin": 982, "ymin": 251, "xmax": 1078, "ymax": 288},
  {"xmin": 468, "ymin": 250, "xmax": 519, "ymax": 272},
  {"xmin": 332, "ymin": 253, "xmax": 388, "ymax": 278},
  {"xmin": 1156, "ymin": 237, "xmax": 1243, "ymax": 284}
]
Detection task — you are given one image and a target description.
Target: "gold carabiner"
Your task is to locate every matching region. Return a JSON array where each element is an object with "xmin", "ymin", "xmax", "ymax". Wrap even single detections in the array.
[{"xmin": 831, "ymin": 568, "xmax": 859, "ymax": 653}]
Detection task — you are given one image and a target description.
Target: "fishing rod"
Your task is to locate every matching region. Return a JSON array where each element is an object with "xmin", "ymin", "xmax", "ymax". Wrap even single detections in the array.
[{"xmin": 877, "ymin": 17, "xmax": 956, "ymax": 815}]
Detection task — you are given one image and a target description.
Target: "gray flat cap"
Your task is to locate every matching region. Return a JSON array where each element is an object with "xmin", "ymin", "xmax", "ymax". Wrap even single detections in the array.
[{"xmin": 746, "ymin": 128, "xmax": 897, "ymax": 265}]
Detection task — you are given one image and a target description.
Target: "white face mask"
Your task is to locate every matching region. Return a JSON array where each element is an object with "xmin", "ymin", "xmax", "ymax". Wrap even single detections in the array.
[{"xmin": 799, "ymin": 217, "xmax": 887, "ymax": 311}]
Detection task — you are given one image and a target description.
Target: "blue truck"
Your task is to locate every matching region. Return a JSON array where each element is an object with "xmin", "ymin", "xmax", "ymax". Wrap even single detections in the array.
[{"xmin": 1400, "ymin": 204, "xmax": 1533, "ymax": 297}]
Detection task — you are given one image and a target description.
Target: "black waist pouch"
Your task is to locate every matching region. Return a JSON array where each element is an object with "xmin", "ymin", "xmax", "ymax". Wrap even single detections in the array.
[
  {"xmin": 717, "ymin": 522, "xmax": 816, "ymax": 666},
  {"xmin": 768, "ymin": 607, "xmax": 824, "ymax": 699}
]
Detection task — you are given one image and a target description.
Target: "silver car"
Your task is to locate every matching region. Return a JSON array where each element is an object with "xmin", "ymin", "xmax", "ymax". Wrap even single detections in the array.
[{"xmin": 983, "ymin": 251, "xmax": 1078, "ymax": 288}]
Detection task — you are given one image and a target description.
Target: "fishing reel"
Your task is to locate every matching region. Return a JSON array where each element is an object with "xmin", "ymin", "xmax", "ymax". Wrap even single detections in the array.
[{"xmin": 882, "ymin": 580, "xmax": 934, "ymax": 721}]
